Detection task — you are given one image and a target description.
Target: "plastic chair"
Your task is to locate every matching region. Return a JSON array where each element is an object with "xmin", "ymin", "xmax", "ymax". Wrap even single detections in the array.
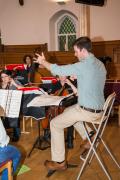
[
  {"xmin": 77, "ymin": 92, "xmax": 120, "ymax": 180},
  {"xmin": 0, "ymin": 160, "xmax": 13, "ymax": 180}
]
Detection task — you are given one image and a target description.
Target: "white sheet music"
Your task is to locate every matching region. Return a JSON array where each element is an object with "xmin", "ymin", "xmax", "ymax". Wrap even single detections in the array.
[
  {"xmin": 27, "ymin": 93, "xmax": 73, "ymax": 107},
  {"xmin": 0, "ymin": 90, "xmax": 22, "ymax": 118}
]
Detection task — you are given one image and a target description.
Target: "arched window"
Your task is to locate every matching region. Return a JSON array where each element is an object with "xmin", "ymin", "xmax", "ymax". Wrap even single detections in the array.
[
  {"xmin": 57, "ymin": 15, "xmax": 76, "ymax": 51},
  {"xmin": 49, "ymin": 7, "xmax": 89, "ymax": 51}
]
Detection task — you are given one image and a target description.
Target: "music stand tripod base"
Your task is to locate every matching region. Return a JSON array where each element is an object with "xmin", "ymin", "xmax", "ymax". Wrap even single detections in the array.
[{"xmin": 27, "ymin": 120, "xmax": 50, "ymax": 157}]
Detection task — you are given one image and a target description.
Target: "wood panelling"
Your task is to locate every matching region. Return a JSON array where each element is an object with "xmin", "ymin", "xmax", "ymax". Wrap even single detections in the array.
[
  {"xmin": 0, "ymin": 40, "xmax": 120, "ymax": 79},
  {"xmin": 0, "ymin": 52, "xmax": 29, "ymax": 64},
  {"xmin": 92, "ymin": 40, "xmax": 120, "ymax": 61},
  {"xmin": 113, "ymin": 46, "xmax": 120, "ymax": 63},
  {"xmin": 0, "ymin": 45, "xmax": 4, "ymax": 52},
  {"xmin": 1, "ymin": 40, "xmax": 120, "ymax": 64},
  {"xmin": 107, "ymin": 63, "xmax": 120, "ymax": 79},
  {"xmin": 0, "ymin": 43, "xmax": 48, "ymax": 65},
  {"xmin": 4, "ymin": 43, "xmax": 48, "ymax": 53},
  {"xmin": 48, "ymin": 51, "xmax": 77, "ymax": 64}
]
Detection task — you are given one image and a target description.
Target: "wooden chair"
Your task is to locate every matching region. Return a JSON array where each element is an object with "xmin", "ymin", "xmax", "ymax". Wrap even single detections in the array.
[
  {"xmin": 0, "ymin": 160, "xmax": 13, "ymax": 180},
  {"xmin": 21, "ymin": 116, "xmax": 33, "ymax": 134}
]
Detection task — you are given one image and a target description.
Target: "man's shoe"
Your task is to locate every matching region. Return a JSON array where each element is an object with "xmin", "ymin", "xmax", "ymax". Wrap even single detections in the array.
[{"xmin": 44, "ymin": 160, "xmax": 67, "ymax": 171}]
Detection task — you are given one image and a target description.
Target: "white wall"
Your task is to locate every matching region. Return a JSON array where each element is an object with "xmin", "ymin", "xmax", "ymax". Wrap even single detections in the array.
[
  {"xmin": 0, "ymin": 0, "xmax": 120, "ymax": 49},
  {"xmin": 0, "ymin": 0, "xmax": 79, "ymax": 49},
  {"xmin": 90, "ymin": 0, "xmax": 120, "ymax": 41}
]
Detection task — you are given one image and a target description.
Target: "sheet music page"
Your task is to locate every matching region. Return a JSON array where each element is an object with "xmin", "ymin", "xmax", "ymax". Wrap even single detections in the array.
[
  {"xmin": 0, "ymin": 90, "xmax": 22, "ymax": 118},
  {"xmin": 27, "ymin": 93, "xmax": 73, "ymax": 107}
]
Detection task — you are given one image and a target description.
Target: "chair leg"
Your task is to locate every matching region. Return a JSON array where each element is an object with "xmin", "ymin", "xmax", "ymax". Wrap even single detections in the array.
[
  {"xmin": 101, "ymin": 139, "xmax": 120, "ymax": 169},
  {"xmin": 7, "ymin": 161, "xmax": 13, "ymax": 180},
  {"xmin": 85, "ymin": 128, "xmax": 120, "ymax": 178},
  {"xmin": 30, "ymin": 117, "xmax": 33, "ymax": 127},
  {"xmin": 77, "ymin": 123, "xmax": 112, "ymax": 180},
  {"xmin": 21, "ymin": 117, "xmax": 30, "ymax": 134},
  {"xmin": 0, "ymin": 161, "xmax": 13, "ymax": 180},
  {"xmin": 22, "ymin": 117, "xmax": 26, "ymax": 132},
  {"xmin": 77, "ymin": 144, "xmax": 112, "ymax": 180},
  {"xmin": 77, "ymin": 147, "xmax": 93, "ymax": 180},
  {"xmin": 92, "ymin": 146, "xmax": 112, "ymax": 180}
]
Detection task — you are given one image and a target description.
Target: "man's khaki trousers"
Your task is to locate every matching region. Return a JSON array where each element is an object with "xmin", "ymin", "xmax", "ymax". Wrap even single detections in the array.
[{"xmin": 50, "ymin": 104, "xmax": 102, "ymax": 162}]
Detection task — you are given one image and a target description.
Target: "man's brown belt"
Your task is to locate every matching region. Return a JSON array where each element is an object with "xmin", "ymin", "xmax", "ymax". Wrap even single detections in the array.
[{"xmin": 80, "ymin": 106, "xmax": 103, "ymax": 113}]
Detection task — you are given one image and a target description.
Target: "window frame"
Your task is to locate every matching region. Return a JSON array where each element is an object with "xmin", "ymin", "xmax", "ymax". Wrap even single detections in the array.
[{"xmin": 55, "ymin": 13, "xmax": 78, "ymax": 51}]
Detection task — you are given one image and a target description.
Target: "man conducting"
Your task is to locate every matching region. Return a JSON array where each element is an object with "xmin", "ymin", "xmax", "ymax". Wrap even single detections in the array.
[{"xmin": 34, "ymin": 36, "xmax": 106, "ymax": 171}]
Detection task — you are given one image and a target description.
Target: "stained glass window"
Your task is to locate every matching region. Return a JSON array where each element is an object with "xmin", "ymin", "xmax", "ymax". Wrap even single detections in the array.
[{"xmin": 57, "ymin": 15, "xmax": 76, "ymax": 51}]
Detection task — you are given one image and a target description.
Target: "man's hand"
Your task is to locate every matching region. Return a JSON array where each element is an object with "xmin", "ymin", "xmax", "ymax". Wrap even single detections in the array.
[
  {"xmin": 33, "ymin": 52, "xmax": 51, "ymax": 71},
  {"xmin": 33, "ymin": 52, "xmax": 46, "ymax": 65}
]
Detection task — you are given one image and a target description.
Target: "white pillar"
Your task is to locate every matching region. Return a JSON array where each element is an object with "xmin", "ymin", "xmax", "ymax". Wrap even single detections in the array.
[{"xmin": 79, "ymin": 4, "xmax": 90, "ymax": 36}]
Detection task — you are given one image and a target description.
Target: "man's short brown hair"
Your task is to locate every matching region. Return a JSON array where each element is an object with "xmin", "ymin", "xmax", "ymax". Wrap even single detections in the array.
[{"xmin": 73, "ymin": 36, "xmax": 92, "ymax": 52}]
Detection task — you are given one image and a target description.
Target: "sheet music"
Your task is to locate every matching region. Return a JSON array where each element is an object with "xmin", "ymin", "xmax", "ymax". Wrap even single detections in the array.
[
  {"xmin": 27, "ymin": 93, "xmax": 73, "ymax": 107},
  {"xmin": 0, "ymin": 90, "xmax": 22, "ymax": 118}
]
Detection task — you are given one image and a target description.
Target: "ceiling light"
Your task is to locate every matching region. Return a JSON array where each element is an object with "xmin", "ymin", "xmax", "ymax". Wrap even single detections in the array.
[{"xmin": 51, "ymin": 0, "xmax": 70, "ymax": 5}]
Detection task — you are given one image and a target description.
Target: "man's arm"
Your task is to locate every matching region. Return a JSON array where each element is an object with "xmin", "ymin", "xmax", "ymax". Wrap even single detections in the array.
[
  {"xmin": 34, "ymin": 53, "xmax": 80, "ymax": 77},
  {"xmin": 33, "ymin": 53, "xmax": 52, "ymax": 71}
]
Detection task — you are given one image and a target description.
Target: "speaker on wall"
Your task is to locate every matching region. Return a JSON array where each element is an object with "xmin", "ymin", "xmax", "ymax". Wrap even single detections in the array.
[
  {"xmin": 19, "ymin": 0, "xmax": 24, "ymax": 6},
  {"xmin": 75, "ymin": 0, "xmax": 105, "ymax": 6}
]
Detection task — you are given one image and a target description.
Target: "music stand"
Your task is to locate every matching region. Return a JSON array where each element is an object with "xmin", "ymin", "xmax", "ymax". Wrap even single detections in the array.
[
  {"xmin": 27, "ymin": 94, "xmax": 76, "ymax": 157},
  {"xmin": 27, "ymin": 117, "xmax": 50, "ymax": 157}
]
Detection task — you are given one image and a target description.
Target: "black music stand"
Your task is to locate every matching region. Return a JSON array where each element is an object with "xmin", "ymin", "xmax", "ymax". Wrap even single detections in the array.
[
  {"xmin": 27, "ymin": 118, "xmax": 50, "ymax": 157},
  {"xmin": 21, "ymin": 92, "xmax": 50, "ymax": 157}
]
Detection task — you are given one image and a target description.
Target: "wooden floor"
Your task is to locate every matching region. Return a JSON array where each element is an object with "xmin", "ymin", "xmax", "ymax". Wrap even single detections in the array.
[{"xmin": 11, "ymin": 117, "xmax": 120, "ymax": 180}]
